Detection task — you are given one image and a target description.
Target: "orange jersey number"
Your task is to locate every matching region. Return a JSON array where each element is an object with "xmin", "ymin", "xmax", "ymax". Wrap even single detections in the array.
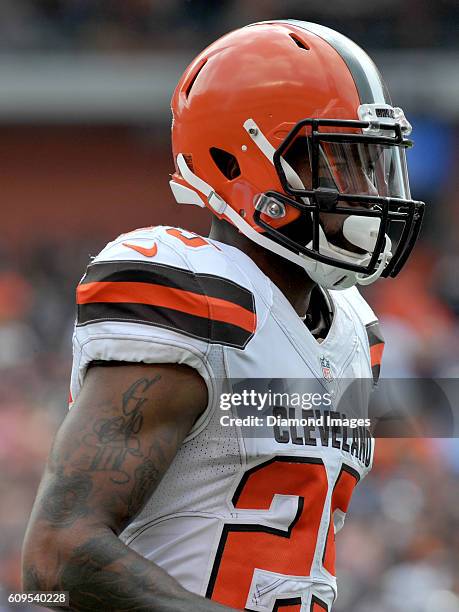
[
  {"xmin": 206, "ymin": 456, "xmax": 359, "ymax": 611},
  {"xmin": 166, "ymin": 228, "xmax": 219, "ymax": 249}
]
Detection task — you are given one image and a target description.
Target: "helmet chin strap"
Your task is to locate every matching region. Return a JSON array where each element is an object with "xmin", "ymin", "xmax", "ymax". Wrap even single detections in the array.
[
  {"xmin": 340, "ymin": 216, "xmax": 392, "ymax": 285},
  {"xmin": 356, "ymin": 240, "xmax": 392, "ymax": 285},
  {"xmin": 305, "ymin": 220, "xmax": 392, "ymax": 289}
]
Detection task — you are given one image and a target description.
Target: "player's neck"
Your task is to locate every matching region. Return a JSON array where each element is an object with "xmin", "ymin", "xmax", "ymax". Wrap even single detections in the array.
[{"xmin": 209, "ymin": 218, "xmax": 316, "ymax": 318}]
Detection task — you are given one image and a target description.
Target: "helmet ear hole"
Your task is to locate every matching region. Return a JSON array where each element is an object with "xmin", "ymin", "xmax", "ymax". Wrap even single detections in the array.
[
  {"xmin": 183, "ymin": 58, "xmax": 207, "ymax": 99},
  {"xmin": 210, "ymin": 148, "xmax": 241, "ymax": 180},
  {"xmin": 289, "ymin": 33, "xmax": 310, "ymax": 51}
]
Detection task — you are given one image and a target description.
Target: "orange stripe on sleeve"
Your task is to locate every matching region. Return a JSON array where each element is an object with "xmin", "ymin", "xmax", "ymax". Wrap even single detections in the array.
[
  {"xmin": 311, "ymin": 601, "xmax": 328, "ymax": 612},
  {"xmin": 370, "ymin": 342, "xmax": 384, "ymax": 367},
  {"xmin": 76, "ymin": 281, "xmax": 256, "ymax": 333}
]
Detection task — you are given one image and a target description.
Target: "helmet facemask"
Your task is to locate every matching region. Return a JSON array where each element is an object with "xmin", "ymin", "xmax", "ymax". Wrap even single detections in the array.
[{"xmin": 251, "ymin": 109, "xmax": 425, "ymax": 289}]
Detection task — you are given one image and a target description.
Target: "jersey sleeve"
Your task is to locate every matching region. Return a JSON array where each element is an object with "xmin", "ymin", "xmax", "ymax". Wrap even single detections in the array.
[
  {"xmin": 338, "ymin": 286, "xmax": 385, "ymax": 384},
  {"xmin": 70, "ymin": 226, "xmax": 257, "ymax": 406}
]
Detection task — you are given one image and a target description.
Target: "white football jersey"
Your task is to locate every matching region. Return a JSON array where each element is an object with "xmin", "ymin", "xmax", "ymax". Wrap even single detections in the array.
[{"xmin": 71, "ymin": 225, "xmax": 384, "ymax": 612}]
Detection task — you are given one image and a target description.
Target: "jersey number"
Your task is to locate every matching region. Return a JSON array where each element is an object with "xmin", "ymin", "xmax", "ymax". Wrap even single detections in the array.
[
  {"xmin": 166, "ymin": 228, "xmax": 218, "ymax": 249},
  {"xmin": 206, "ymin": 456, "xmax": 359, "ymax": 611}
]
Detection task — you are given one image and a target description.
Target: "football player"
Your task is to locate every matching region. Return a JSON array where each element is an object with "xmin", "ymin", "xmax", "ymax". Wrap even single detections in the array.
[{"xmin": 23, "ymin": 21, "xmax": 424, "ymax": 611}]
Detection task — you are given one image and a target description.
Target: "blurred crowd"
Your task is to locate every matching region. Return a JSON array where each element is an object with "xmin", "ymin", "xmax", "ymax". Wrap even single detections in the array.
[
  {"xmin": 0, "ymin": 0, "xmax": 458, "ymax": 53},
  {"xmin": 0, "ymin": 240, "xmax": 96, "ymax": 609},
  {"xmin": 335, "ymin": 438, "xmax": 459, "ymax": 612}
]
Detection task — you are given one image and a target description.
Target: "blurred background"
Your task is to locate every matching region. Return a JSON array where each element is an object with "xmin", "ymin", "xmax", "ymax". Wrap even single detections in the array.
[{"xmin": 0, "ymin": 1, "xmax": 458, "ymax": 611}]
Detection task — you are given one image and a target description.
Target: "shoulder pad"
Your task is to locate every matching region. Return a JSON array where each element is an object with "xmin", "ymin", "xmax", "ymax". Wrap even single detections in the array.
[{"xmin": 77, "ymin": 226, "xmax": 256, "ymax": 349}]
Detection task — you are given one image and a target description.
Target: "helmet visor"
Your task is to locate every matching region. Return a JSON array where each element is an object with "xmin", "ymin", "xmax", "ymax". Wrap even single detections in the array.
[
  {"xmin": 284, "ymin": 136, "xmax": 411, "ymax": 200},
  {"xmin": 319, "ymin": 141, "xmax": 411, "ymax": 199}
]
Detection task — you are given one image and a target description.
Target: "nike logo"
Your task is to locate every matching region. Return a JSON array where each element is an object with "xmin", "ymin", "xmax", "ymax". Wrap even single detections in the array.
[{"xmin": 123, "ymin": 241, "xmax": 158, "ymax": 257}]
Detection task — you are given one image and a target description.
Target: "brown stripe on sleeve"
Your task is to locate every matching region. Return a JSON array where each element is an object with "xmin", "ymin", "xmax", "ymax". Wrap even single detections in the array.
[
  {"xmin": 77, "ymin": 260, "xmax": 256, "ymax": 349},
  {"xmin": 365, "ymin": 320, "xmax": 385, "ymax": 383}
]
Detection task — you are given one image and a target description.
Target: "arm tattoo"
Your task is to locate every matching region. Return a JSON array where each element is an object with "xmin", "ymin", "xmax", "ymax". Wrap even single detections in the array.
[
  {"xmin": 38, "ymin": 375, "xmax": 162, "ymax": 530},
  {"xmin": 22, "ymin": 565, "xmax": 42, "ymax": 591},
  {"xmin": 56, "ymin": 533, "xmax": 156, "ymax": 611},
  {"xmin": 75, "ymin": 376, "xmax": 161, "ymax": 484},
  {"xmin": 24, "ymin": 372, "xmax": 217, "ymax": 610},
  {"xmin": 128, "ymin": 458, "xmax": 161, "ymax": 517},
  {"xmin": 40, "ymin": 467, "xmax": 93, "ymax": 527}
]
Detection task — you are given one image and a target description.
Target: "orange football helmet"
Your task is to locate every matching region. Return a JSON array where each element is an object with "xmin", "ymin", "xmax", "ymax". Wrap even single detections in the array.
[{"xmin": 170, "ymin": 20, "xmax": 424, "ymax": 289}]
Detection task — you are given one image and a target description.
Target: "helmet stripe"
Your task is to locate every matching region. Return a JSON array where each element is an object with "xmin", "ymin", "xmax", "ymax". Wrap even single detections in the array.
[{"xmin": 279, "ymin": 20, "xmax": 391, "ymax": 105}]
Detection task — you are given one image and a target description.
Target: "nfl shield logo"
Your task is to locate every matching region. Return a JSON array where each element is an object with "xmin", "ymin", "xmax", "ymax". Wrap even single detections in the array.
[{"xmin": 320, "ymin": 356, "xmax": 333, "ymax": 381}]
